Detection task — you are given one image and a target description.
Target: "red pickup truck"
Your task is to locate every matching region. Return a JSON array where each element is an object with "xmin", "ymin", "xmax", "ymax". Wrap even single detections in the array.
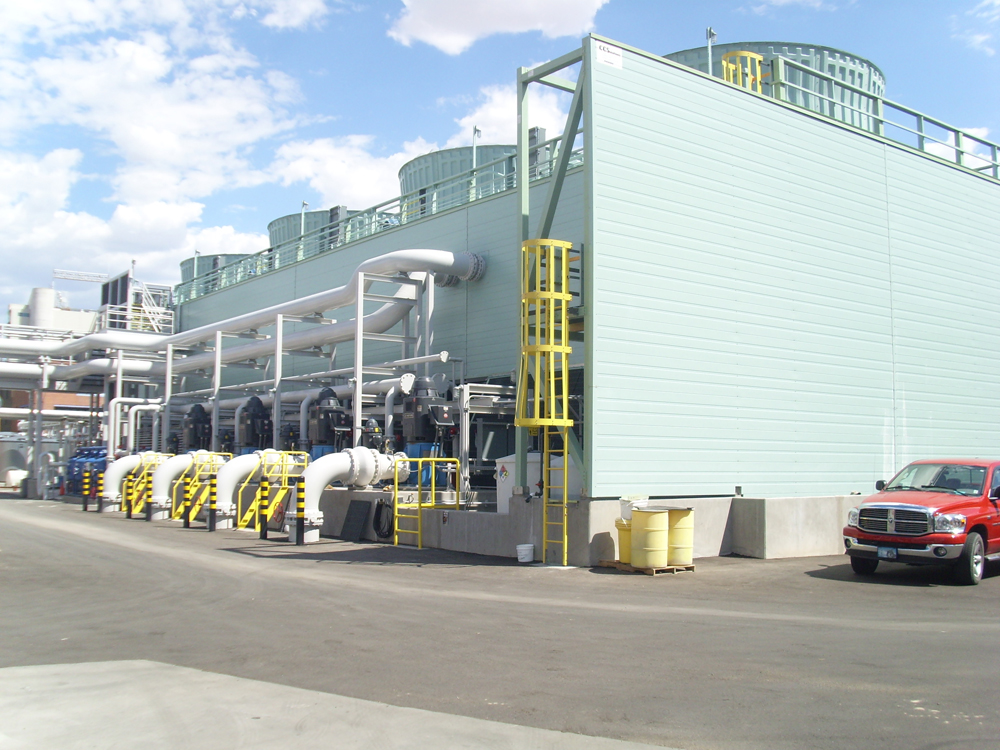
[{"xmin": 843, "ymin": 459, "xmax": 1000, "ymax": 585}]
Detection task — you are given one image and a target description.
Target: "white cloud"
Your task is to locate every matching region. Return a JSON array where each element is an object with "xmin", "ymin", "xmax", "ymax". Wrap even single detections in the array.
[
  {"xmin": 954, "ymin": 1, "xmax": 1000, "ymax": 55},
  {"xmin": 445, "ymin": 84, "xmax": 569, "ymax": 147},
  {"xmin": 747, "ymin": 0, "xmax": 835, "ymax": 13},
  {"xmin": 924, "ymin": 126, "xmax": 994, "ymax": 170},
  {"xmin": 388, "ymin": 0, "xmax": 609, "ymax": 55},
  {"xmin": 271, "ymin": 136, "xmax": 436, "ymax": 207},
  {"xmin": 0, "ymin": 148, "xmax": 267, "ymax": 302}
]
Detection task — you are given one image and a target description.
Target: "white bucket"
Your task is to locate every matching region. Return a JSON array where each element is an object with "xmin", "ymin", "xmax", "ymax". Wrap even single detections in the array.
[{"xmin": 516, "ymin": 544, "xmax": 534, "ymax": 563}]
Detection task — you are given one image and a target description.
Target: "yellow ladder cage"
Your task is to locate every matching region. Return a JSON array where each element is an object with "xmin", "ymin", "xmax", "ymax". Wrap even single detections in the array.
[
  {"xmin": 721, "ymin": 50, "xmax": 768, "ymax": 93},
  {"xmin": 515, "ymin": 239, "xmax": 574, "ymax": 566}
]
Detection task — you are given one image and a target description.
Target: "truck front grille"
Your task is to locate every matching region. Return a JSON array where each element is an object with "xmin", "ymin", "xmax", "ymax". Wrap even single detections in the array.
[{"xmin": 858, "ymin": 507, "xmax": 930, "ymax": 536}]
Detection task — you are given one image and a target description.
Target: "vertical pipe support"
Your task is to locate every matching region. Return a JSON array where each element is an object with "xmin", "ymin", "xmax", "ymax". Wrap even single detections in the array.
[
  {"xmin": 162, "ymin": 343, "xmax": 173, "ymax": 451},
  {"xmin": 353, "ymin": 274, "xmax": 365, "ymax": 447},
  {"xmin": 273, "ymin": 315, "xmax": 283, "ymax": 450},
  {"xmin": 211, "ymin": 330, "xmax": 222, "ymax": 452}
]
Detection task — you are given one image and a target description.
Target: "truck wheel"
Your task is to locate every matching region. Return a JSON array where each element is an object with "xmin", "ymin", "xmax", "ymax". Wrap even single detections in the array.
[
  {"xmin": 850, "ymin": 556, "xmax": 878, "ymax": 576},
  {"xmin": 954, "ymin": 532, "xmax": 984, "ymax": 586}
]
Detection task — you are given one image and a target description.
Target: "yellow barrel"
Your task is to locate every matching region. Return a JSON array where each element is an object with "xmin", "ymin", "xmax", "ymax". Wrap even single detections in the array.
[
  {"xmin": 631, "ymin": 508, "xmax": 670, "ymax": 569},
  {"xmin": 668, "ymin": 508, "xmax": 694, "ymax": 566},
  {"xmin": 614, "ymin": 518, "xmax": 632, "ymax": 564}
]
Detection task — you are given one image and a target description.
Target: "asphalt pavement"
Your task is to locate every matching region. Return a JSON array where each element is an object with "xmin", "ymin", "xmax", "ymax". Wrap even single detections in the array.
[{"xmin": 0, "ymin": 496, "xmax": 997, "ymax": 750}]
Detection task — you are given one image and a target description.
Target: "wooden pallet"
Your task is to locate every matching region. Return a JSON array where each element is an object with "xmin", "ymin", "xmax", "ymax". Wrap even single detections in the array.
[{"xmin": 597, "ymin": 559, "xmax": 695, "ymax": 576}]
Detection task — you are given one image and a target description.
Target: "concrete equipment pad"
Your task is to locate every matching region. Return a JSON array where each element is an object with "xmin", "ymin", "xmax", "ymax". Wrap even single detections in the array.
[{"xmin": 0, "ymin": 660, "xmax": 673, "ymax": 749}]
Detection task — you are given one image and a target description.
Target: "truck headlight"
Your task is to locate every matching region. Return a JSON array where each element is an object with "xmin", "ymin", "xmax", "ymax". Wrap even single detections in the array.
[
  {"xmin": 847, "ymin": 507, "xmax": 859, "ymax": 527},
  {"xmin": 933, "ymin": 513, "xmax": 967, "ymax": 533}
]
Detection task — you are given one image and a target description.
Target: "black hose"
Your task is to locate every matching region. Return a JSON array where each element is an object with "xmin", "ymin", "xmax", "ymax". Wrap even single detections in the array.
[{"xmin": 373, "ymin": 499, "xmax": 394, "ymax": 539}]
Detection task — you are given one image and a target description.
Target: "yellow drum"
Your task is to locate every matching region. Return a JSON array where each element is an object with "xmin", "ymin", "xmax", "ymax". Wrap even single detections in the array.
[
  {"xmin": 614, "ymin": 518, "xmax": 632, "ymax": 564},
  {"xmin": 631, "ymin": 508, "xmax": 670, "ymax": 569},
  {"xmin": 668, "ymin": 508, "xmax": 694, "ymax": 566}
]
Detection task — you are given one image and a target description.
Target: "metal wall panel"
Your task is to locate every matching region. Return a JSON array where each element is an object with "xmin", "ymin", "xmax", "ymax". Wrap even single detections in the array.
[
  {"xmin": 177, "ymin": 175, "xmax": 585, "ymax": 383},
  {"xmin": 585, "ymin": 38, "xmax": 1000, "ymax": 498}
]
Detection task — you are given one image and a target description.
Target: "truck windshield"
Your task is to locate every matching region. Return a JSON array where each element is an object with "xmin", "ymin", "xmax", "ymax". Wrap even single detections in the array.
[{"xmin": 885, "ymin": 463, "xmax": 986, "ymax": 496}]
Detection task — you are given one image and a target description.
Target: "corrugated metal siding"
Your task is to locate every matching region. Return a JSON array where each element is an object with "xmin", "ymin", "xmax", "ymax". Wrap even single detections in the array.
[
  {"xmin": 586, "ymin": 39, "xmax": 1000, "ymax": 498},
  {"xmin": 177, "ymin": 177, "xmax": 585, "ymax": 383}
]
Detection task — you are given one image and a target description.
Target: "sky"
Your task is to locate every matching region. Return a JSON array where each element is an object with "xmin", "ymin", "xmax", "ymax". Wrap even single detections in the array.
[{"xmin": 1, "ymin": 0, "xmax": 998, "ymax": 309}]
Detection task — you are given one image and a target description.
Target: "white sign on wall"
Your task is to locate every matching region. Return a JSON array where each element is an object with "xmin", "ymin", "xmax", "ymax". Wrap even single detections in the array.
[{"xmin": 596, "ymin": 42, "xmax": 623, "ymax": 69}]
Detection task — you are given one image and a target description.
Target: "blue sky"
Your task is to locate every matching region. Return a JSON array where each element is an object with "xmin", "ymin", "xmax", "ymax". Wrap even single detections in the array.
[{"xmin": 1, "ymin": 0, "xmax": 998, "ymax": 307}]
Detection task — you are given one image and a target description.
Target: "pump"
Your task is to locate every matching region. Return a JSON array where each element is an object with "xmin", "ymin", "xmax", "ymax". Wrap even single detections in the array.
[
  {"xmin": 401, "ymin": 377, "xmax": 455, "ymax": 444},
  {"xmin": 183, "ymin": 404, "xmax": 212, "ymax": 451},
  {"xmin": 307, "ymin": 388, "xmax": 351, "ymax": 455},
  {"xmin": 238, "ymin": 396, "xmax": 272, "ymax": 451}
]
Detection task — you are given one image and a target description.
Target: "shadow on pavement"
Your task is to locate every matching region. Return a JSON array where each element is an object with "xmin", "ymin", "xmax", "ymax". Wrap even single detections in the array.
[
  {"xmin": 805, "ymin": 559, "xmax": 1000, "ymax": 587},
  {"xmin": 220, "ymin": 539, "xmax": 522, "ymax": 568}
]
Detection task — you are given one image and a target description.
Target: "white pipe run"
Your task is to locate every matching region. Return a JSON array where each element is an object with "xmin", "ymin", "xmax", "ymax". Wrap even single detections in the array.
[
  {"xmin": 102, "ymin": 453, "xmax": 144, "ymax": 503},
  {"xmin": 300, "ymin": 448, "xmax": 410, "ymax": 526},
  {"xmin": 127, "ymin": 403, "xmax": 163, "ymax": 453},
  {"xmin": 107, "ymin": 397, "xmax": 149, "ymax": 457},
  {"xmin": 0, "ymin": 408, "xmax": 101, "ymax": 420},
  {"xmin": 214, "ymin": 453, "xmax": 262, "ymax": 516},
  {"xmin": 150, "ymin": 453, "xmax": 196, "ymax": 508},
  {"xmin": 0, "ymin": 250, "xmax": 485, "ymax": 360}
]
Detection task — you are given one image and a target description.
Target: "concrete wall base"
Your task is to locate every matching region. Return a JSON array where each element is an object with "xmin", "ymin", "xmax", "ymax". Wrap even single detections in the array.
[
  {"xmin": 312, "ymin": 487, "xmax": 856, "ymax": 563},
  {"xmin": 148, "ymin": 509, "xmax": 170, "ymax": 521},
  {"xmin": 287, "ymin": 525, "xmax": 321, "ymax": 544}
]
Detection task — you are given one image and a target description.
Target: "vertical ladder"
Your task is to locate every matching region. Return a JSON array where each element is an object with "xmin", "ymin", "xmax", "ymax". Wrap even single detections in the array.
[{"xmin": 515, "ymin": 239, "xmax": 574, "ymax": 566}]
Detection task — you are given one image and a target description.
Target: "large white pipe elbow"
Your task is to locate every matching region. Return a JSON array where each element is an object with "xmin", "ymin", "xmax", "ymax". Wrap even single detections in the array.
[
  {"xmin": 102, "ymin": 454, "xmax": 143, "ymax": 503},
  {"xmin": 301, "ymin": 448, "xmax": 409, "ymax": 526},
  {"xmin": 150, "ymin": 453, "xmax": 195, "ymax": 508},
  {"xmin": 215, "ymin": 453, "xmax": 261, "ymax": 516}
]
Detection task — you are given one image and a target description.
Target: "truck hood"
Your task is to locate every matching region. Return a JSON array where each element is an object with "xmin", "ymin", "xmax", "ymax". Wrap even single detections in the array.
[{"xmin": 861, "ymin": 490, "xmax": 974, "ymax": 514}]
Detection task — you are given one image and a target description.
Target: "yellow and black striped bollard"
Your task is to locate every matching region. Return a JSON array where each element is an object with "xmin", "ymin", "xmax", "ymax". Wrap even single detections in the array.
[
  {"xmin": 258, "ymin": 477, "xmax": 270, "ymax": 540},
  {"xmin": 96, "ymin": 472, "xmax": 104, "ymax": 511},
  {"xmin": 81, "ymin": 470, "xmax": 91, "ymax": 512},
  {"xmin": 182, "ymin": 476, "xmax": 192, "ymax": 529},
  {"xmin": 208, "ymin": 476, "xmax": 217, "ymax": 532},
  {"xmin": 124, "ymin": 475, "xmax": 134, "ymax": 518},
  {"xmin": 295, "ymin": 475, "xmax": 306, "ymax": 546}
]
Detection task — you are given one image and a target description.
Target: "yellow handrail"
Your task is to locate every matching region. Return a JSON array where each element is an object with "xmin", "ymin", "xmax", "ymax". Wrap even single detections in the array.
[{"xmin": 393, "ymin": 457, "xmax": 461, "ymax": 548}]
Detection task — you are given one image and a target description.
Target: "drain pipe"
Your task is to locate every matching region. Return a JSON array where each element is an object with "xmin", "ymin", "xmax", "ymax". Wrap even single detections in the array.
[{"xmin": 126, "ymin": 402, "xmax": 163, "ymax": 453}]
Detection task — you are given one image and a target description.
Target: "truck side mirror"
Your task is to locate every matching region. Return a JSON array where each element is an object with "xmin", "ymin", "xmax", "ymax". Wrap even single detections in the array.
[
  {"xmin": 991, "ymin": 486, "xmax": 1000, "ymax": 501},
  {"xmin": 875, "ymin": 480, "xmax": 886, "ymax": 491}
]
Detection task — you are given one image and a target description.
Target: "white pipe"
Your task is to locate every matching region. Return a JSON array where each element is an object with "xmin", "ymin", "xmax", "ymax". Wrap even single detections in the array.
[
  {"xmin": 233, "ymin": 398, "xmax": 251, "ymax": 452},
  {"xmin": 0, "ymin": 250, "xmax": 485, "ymax": 359},
  {"xmin": 107, "ymin": 397, "xmax": 147, "ymax": 458},
  {"xmin": 300, "ymin": 448, "xmax": 409, "ymax": 526},
  {"xmin": 0, "ymin": 408, "xmax": 102, "ymax": 419},
  {"xmin": 102, "ymin": 453, "xmax": 144, "ymax": 503},
  {"xmin": 150, "ymin": 452, "xmax": 195, "ymax": 508},
  {"xmin": 384, "ymin": 386, "xmax": 397, "ymax": 440},
  {"xmin": 127, "ymin": 403, "xmax": 163, "ymax": 453},
  {"xmin": 299, "ymin": 392, "xmax": 319, "ymax": 452},
  {"xmin": 214, "ymin": 452, "xmax": 261, "ymax": 516}
]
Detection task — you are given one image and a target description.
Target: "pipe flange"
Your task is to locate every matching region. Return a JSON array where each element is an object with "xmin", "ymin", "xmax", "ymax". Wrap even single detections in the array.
[
  {"xmin": 341, "ymin": 448, "xmax": 358, "ymax": 486},
  {"xmin": 458, "ymin": 253, "xmax": 486, "ymax": 283},
  {"xmin": 435, "ymin": 274, "xmax": 460, "ymax": 288}
]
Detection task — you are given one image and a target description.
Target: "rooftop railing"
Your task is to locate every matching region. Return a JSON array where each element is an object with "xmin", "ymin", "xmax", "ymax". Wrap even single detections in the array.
[
  {"xmin": 176, "ymin": 135, "xmax": 584, "ymax": 303},
  {"xmin": 770, "ymin": 56, "xmax": 1000, "ymax": 179}
]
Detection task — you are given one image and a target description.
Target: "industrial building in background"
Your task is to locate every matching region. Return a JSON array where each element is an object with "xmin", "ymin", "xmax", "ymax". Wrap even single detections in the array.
[{"xmin": 2, "ymin": 35, "xmax": 997, "ymax": 566}]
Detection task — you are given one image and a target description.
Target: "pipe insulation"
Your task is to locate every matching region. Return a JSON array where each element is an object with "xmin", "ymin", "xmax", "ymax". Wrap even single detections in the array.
[
  {"xmin": 300, "ymin": 448, "xmax": 410, "ymax": 526},
  {"xmin": 0, "ymin": 250, "xmax": 485, "ymax": 359},
  {"xmin": 101, "ymin": 453, "xmax": 144, "ymax": 503},
  {"xmin": 150, "ymin": 453, "xmax": 196, "ymax": 508}
]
